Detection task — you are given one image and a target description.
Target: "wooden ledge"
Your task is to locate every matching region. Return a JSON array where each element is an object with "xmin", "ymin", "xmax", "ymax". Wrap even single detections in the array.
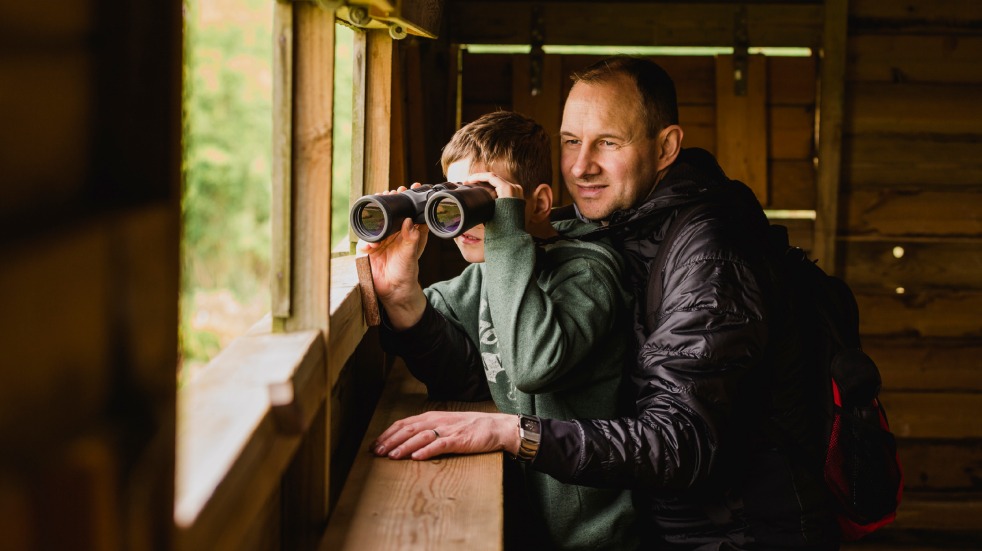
[
  {"xmin": 176, "ymin": 254, "xmax": 370, "ymax": 547},
  {"xmin": 321, "ymin": 362, "xmax": 504, "ymax": 551}
]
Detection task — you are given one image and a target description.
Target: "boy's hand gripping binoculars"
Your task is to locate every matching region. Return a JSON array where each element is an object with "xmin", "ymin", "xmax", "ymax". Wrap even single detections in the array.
[{"xmin": 349, "ymin": 183, "xmax": 495, "ymax": 243}]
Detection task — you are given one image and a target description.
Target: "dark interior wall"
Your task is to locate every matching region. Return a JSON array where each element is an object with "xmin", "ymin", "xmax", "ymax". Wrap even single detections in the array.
[
  {"xmin": 0, "ymin": 1, "xmax": 181, "ymax": 549},
  {"xmin": 838, "ymin": 0, "xmax": 982, "ymax": 539}
]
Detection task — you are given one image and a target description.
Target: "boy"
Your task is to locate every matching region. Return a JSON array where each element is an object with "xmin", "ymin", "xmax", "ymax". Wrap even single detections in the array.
[{"xmin": 362, "ymin": 111, "xmax": 637, "ymax": 550}]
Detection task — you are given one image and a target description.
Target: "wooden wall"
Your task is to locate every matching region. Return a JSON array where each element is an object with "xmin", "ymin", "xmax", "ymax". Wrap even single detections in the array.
[
  {"xmin": 0, "ymin": 1, "xmax": 182, "ymax": 550},
  {"xmin": 838, "ymin": 0, "xmax": 982, "ymax": 543}
]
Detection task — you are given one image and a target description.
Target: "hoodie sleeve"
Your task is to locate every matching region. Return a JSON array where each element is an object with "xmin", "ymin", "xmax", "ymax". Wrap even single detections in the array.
[{"xmin": 482, "ymin": 198, "xmax": 627, "ymax": 394}]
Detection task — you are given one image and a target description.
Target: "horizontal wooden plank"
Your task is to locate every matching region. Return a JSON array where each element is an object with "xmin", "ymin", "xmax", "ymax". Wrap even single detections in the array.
[
  {"xmin": 770, "ymin": 105, "xmax": 814, "ymax": 160},
  {"xmin": 850, "ymin": 0, "xmax": 982, "ymax": 34},
  {"xmin": 770, "ymin": 160, "xmax": 815, "ymax": 210},
  {"xmin": 846, "ymin": 83, "xmax": 982, "ymax": 134},
  {"xmin": 897, "ymin": 439, "xmax": 982, "ymax": 491},
  {"xmin": 448, "ymin": 2, "xmax": 823, "ymax": 47},
  {"xmin": 843, "ymin": 240, "xmax": 982, "ymax": 291},
  {"xmin": 321, "ymin": 362, "xmax": 502, "ymax": 551},
  {"xmin": 882, "ymin": 391, "xmax": 982, "ymax": 439},
  {"xmin": 844, "ymin": 189, "xmax": 982, "ymax": 238},
  {"xmin": 844, "ymin": 133, "xmax": 982, "ymax": 187},
  {"xmin": 857, "ymin": 290, "xmax": 982, "ymax": 338},
  {"xmin": 175, "ymin": 326, "xmax": 326, "ymax": 546},
  {"xmin": 864, "ymin": 337, "xmax": 982, "ymax": 392},
  {"xmin": 847, "ymin": 34, "xmax": 982, "ymax": 84}
]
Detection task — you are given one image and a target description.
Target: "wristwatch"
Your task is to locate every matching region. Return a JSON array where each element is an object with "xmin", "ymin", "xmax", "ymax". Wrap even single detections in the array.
[{"xmin": 516, "ymin": 414, "xmax": 541, "ymax": 462}]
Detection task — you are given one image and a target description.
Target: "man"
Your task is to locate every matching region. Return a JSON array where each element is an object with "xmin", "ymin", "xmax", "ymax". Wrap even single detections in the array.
[{"xmin": 374, "ymin": 57, "xmax": 837, "ymax": 550}]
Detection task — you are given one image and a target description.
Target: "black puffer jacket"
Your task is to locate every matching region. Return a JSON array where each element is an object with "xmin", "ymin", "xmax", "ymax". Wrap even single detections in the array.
[{"xmin": 532, "ymin": 149, "xmax": 838, "ymax": 550}]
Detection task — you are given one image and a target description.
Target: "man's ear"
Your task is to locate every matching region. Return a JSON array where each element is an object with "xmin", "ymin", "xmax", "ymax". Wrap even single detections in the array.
[
  {"xmin": 656, "ymin": 124, "xmax": 684, "ymax": 172},
  {"xmin": 529, "ymin": 183, "xmax": 553, "ymax": 222}
]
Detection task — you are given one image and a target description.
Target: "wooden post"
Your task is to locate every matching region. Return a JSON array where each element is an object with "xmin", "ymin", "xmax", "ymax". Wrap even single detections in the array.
[
  {"xmin": 272, "ymin": 0, "xmax": 294, "ymax": 319},
  {"xmin": 813, "ymin": 0, "xmax": 849, "ymax": 273},
  {"xmin": 283, "ymin": 3, "xmax": 335, "ymax": 337},
  {"xmin": 365, "ymin": 33, "xmax": 394, "ymax": 195}
]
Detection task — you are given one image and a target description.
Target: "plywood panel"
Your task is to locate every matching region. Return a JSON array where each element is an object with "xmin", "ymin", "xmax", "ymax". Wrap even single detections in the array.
[
  {"xmin": 857, "ymin": 290, "xmax": 982, "ymax": 338},
  {"xmin": 843, "ymin": 134, "xmax": 982, "ymax": 187},
  {"xmin": 864, "ymin": 337, "xmax": 982, "ymax": 392},
  {"xmin": 844, "ymin": 189, "xmax": 982, "ymax": 237},
  {"xmin": 843, "ymin": 240, "xmax": 982, "ymax": 290},
  {"xmin": 883, "ymin": 391, "xmax": 982, "ymax": 439},
  {"xmin": 847, "ymin": 35, "xmax": 982, "ymax": 84},
  {"xmin": 846, "ymin": 83, "xmax": 982, "ymax": 134}
]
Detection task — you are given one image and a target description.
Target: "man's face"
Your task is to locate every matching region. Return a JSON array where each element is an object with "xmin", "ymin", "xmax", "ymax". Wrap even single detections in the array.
[{"xmin": 560, "ymin": 75, "xmax": 661, "ymax": 221}]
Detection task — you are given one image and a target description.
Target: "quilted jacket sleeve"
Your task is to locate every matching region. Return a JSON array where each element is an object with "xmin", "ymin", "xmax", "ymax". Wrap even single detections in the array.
[{"xmin": 531, "ymin": 209, "xmax": 770, "ymax": 490}]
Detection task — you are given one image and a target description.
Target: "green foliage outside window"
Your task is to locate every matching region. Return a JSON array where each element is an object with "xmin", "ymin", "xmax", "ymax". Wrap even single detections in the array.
[{"xmin": 180, "ymin": 0, "xmax": 355, "ymax": 381}]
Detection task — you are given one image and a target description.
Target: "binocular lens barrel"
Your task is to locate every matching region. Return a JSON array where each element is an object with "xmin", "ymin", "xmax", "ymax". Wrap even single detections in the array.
[{"xmin": 349, "ymin": 183, "xmax": 494, "ymax": 243}]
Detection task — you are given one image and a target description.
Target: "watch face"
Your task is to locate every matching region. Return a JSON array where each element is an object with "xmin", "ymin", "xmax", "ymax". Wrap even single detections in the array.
[{"xmin": 520, "ymin": 416, "xmax": 539, "ymax": 432}]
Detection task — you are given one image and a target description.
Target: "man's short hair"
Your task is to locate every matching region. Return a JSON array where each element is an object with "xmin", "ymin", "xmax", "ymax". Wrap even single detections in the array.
[
  {"xmin": 571, "ymin": 56, "xmax": 679, "ymax": 138},
  {"xmin": 441, "ymin": 110, "xmax": 552, "ymax": 196}
]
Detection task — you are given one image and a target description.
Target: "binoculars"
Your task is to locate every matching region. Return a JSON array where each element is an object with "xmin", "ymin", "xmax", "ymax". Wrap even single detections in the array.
[{"xmin": 349, "ymin": 183, "xmax": 495, "ymax": 243}]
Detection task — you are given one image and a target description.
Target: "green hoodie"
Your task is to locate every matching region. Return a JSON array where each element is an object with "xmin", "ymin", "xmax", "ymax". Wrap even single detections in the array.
[{"xmin": 424, "ymin": 198, "xmax": 638, "ymax": 550}]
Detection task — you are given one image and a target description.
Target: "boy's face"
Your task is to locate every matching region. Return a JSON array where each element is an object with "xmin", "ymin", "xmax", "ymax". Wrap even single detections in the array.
[{"xmin": 445, "ymin": 158, "xmax": 521, "ymax": 264}]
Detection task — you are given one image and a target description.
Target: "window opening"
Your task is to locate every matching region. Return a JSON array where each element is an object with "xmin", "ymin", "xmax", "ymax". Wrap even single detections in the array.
[{"xmin": 180, "ymin": 0, "xmax": 273, "ymax": 382}]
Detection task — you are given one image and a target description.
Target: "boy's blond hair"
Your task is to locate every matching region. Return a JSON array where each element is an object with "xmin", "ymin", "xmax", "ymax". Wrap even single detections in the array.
[{"xmin": 440, "ymin": 110, "xmax": 552, "ymax": 197}]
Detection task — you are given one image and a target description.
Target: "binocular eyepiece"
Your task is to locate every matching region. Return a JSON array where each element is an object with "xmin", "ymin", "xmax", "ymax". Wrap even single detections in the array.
[{"xmin": 349, "ymin": 183, "xmax": 495, "ymax": 243}]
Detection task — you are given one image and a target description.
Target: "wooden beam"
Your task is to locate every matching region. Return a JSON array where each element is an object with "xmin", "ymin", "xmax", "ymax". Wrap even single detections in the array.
[
  {"xmin": 272, "ymin": 0, "xmax": 294, "ymax": 318},
  {"xmin": 446, "ymin": 2, "xmax": 823, "ymax": 48},
  {"xmin": 283, "ymin": 3, "xmax": 335, "ymax": 335},
  {"xmin": 365, "ymin": 32, "xmax": 394, "ymax": 194},
  {"xmin": 813, "ymin": 0, "xmax": 848, "ymax": 273}
]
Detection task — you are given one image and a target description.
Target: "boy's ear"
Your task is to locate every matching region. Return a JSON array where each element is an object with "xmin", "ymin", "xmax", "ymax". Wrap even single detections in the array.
[{"xmin": 529, "ymin": 183, "xmax": 553, "ymax": 222}]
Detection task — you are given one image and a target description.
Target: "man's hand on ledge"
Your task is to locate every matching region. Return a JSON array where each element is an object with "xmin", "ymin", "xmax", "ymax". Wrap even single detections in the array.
[{"xmin": 372, "ymin": 411, "xmax": 520, "ymax": 461}]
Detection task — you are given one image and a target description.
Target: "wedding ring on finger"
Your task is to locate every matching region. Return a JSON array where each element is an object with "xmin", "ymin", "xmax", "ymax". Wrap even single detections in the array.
[{"xmin": 432, "ymin": 429, "xmax": 440, "ymax": 438}]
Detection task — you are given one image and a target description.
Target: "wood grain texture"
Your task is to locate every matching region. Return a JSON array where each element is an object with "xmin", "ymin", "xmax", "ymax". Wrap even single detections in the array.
[
  {"xmin": 882, "ymin": 392, "xmax": 982, "ymax": 439},
  {"xmin": 845, "ymin": 83, "xmax": 982, "ymax": 135},
  {"xmin": 321, "ymin": 362, "xmax": 502, "ymax": 551},
  {"xmin": 813, "ymin": 0, "xmax": 848, "ymax": 274},
  {"xmin": 843, "ymin": 189, "xmax": 982, "ymax": 238},
  {"xmin": 842, "ymin": 240, "xmax": 982, "ymax": 291},
  {"xmin": 847, "ymin": 34, "xmax": 982, "ymax": 84},
  {"xmin": 512, "ymin": 53, "xmax": 563, "ymax": 200},
  {"xmin": 272, "ymin": 1, "xmax": 294, "ymax": 318},
  {"xmin": 716, "ymin": 54, "xmax": 769, "ymax": 204},
  {"xmin": 843, "ymin": 133, "xmax": 982, "ymax": 187},
  {"xmin": 865, "ymin": 337, "xmax": 982, "ymax": 392},
  {"xmin": 284, "ymin": 4, "xmax": 335, "ymax": 335},
  {"xmin": 365, "ymin": 33, "xmax": 394, "ymax": 195},
  {"xmin": 896, "ymin": 439, "xmax": 982, "ymax": 491},
  {"xmin": 857, "ymin": 290, "xmax": 982, "ymax": 338}
]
